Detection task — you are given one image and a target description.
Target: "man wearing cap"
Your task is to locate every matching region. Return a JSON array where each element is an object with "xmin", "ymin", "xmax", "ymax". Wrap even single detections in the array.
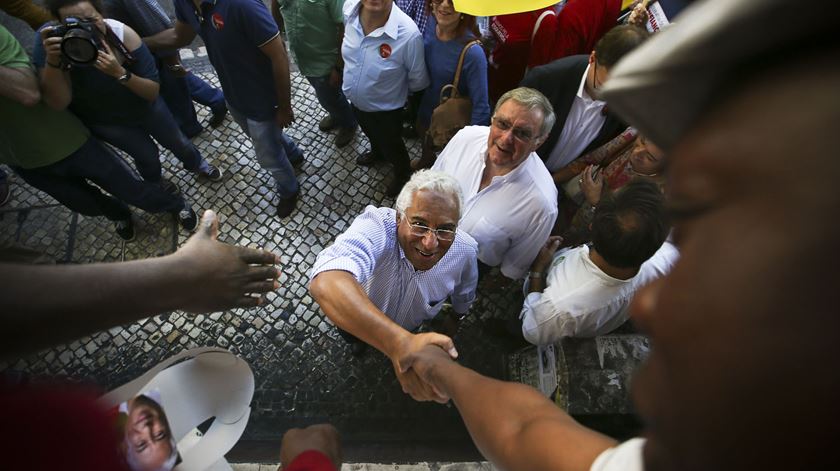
[{"xmin": 405, "ymin": 0, "xmax": 840, "ymax": 469}]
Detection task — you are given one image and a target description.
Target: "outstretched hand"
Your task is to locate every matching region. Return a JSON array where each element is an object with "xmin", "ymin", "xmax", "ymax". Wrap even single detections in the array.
[
  {"xmin": 171, "ymin": 210, "xmax": 281, "ymax": 313},
  {"xmin": 391, "ymin": 332, "xmax": 458, "ymax": 403}
]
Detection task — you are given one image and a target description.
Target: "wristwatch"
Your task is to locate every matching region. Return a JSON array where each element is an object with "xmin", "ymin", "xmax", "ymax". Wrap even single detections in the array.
[{"xmin": 117, "ymin": 69, "xmax": 132, "ymax": 83}]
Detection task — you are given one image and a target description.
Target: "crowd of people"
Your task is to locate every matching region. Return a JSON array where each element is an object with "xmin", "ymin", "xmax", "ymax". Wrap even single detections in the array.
[{"xmin": 3, "ymin": 0, "xmax": 838, "ymax": 470}]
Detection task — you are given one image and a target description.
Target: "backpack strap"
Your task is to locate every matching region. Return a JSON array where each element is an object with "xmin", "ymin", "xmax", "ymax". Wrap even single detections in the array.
[{"xmin": 531, "ymin": 9, "xmax": 556, "ymax": 45}]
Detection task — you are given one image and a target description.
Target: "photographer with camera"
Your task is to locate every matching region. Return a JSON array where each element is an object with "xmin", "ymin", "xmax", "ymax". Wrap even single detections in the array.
[{"xmin": 35, "ymin": 0, "xmax": 224, "ymax": 225}]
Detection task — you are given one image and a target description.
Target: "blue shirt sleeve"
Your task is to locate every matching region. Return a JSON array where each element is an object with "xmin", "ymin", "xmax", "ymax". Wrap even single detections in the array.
[
  {"xmin": 463, "ymin": 43, "xmax": 490, "ymax": 125},
  {"xmin": 127, "ymin": 42, "xmax": 160, "ymax": 82},
  {"xmin": 31, "ymin": 27, "xmax": 51, "ymax": 67}
]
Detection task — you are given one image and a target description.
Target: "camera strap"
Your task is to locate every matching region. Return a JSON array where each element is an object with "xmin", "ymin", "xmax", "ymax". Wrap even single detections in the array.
[{"xmin": 104, "ymin": 24, "xmax": 136, "ymax": 65}]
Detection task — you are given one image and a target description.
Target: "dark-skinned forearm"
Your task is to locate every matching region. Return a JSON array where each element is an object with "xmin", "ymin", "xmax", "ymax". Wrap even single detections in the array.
[
  {"xmin": 430, "ymin": 360, "xmax": 616, "ymax": 471},
  {"xmin": 0, "ymin": 255, "xmax": 188, "ymax": 358}
]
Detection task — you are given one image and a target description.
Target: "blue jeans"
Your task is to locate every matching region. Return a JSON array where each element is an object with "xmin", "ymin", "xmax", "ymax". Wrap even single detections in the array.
[
  {"xmin": 89, "ymin": 98, "xmax": 210, "ymax": 183},
  {"xmin": 187, "ymin": 73, "xmax": 226, "ymax": 112},
  {"xmin": 306, "ymin": 75, "xmax": 357, "ymax": 130},
  {"xmin": 158, "ymin": 58, "xmax": 202, "ymax": 137},
  {"xmin": 13, "ymin": 138, "xmax": 185, "ymax": 220},
  {"xmin": 227, "ymin": 103, "xmax": 302, "ymax": 198}
]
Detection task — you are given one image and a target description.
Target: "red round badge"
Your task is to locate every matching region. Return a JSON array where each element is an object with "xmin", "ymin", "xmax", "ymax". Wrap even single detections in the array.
[
  {"xmin": 212, "ymin": 13, "xmax": 224, "ymax": 30},
  {"xmin": 379, "ymin": 43, "xmax": 392, "ymax": 59}
]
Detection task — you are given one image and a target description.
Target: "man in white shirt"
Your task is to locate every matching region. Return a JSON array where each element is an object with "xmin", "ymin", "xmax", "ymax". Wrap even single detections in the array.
[
  {"xmin": 520, "ymin": 25, "xmax": 648, "ymax": 178},
  {"xmin": 342, "ymin": 0, "xmax": 430, "ymax": 197},
  {"xmin": 309, "ymin": 170, "xmax": 478, "ymax": 402},
  {"xmin": 521, "ymin": 180, "xmax": 677, "ymax": 344},
  {"xmin": 432, "ymin": 87, "xmax": 558, "ymax": 280}
]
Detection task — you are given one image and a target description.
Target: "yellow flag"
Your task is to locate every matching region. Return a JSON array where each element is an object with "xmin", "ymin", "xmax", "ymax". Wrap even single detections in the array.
[{"xmin": 453, "ymin": 0, "xmax": 559, "ymax": 16}]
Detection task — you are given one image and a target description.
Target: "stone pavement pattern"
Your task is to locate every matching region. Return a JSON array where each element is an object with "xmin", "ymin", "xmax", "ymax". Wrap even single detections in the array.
[{"xmin": 0, "ymin": 43, "xmax": 524, "ymax": 446}]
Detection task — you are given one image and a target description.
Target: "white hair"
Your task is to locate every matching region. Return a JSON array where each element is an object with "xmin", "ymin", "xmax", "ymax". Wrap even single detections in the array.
[{"xmin": 394, "ymin": 169, "xmax": 463, "ymax": 218}]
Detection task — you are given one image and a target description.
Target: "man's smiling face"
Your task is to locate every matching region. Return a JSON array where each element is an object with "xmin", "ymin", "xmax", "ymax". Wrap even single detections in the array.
[
  {"xmin": 396, "ymin": 189, "xmax": 459, "ymax": 271},
  {"xmin": 486, "ymin": 99, "xmax": 545, "ymax": 173}
]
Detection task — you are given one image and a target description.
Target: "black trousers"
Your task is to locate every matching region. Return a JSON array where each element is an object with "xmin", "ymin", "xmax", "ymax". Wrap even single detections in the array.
[{"xmin": 352, "ymin": 106, "xmax": 411, "ymax": 181}]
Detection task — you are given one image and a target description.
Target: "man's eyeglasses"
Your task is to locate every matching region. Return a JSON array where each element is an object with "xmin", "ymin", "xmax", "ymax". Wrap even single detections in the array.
[
  {"xmin": 491, "ymin": 117, "xmax": 537, "ymax": 143},
  {"xmin": 404, "ymin": 220, "xmax": 456, "ymax": 242},
  {"xmin": 430, "ymin": 0, "xmax": 452, "ymax": 6}
]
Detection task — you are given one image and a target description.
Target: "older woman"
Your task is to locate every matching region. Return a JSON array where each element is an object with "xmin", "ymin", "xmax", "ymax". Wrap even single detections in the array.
[{"xmin": 412, "ymin": 0, "xmax": 490, "ymax": 169}]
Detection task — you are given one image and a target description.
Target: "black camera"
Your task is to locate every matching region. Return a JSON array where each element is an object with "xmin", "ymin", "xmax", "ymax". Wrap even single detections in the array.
[{"xmin": 47, "ymin": 17, "xmax": 104, "ymax": 66}]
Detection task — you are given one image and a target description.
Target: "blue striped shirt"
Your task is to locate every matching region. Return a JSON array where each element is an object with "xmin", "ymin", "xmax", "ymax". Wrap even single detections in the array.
[{"xmin": 310, "ymin": 206, "xmax": 479, "ymax": 330}]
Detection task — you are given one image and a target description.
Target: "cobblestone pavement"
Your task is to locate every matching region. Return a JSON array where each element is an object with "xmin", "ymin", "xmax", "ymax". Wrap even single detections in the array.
[{"xmin": 0, "ymin": 47, "xmax": 526, "ymax": 446}]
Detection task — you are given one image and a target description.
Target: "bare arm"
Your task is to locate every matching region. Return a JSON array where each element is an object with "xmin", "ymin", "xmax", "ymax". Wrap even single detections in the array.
[
  {"xmin": 0, "ymin": 211, "xmax": 280, "ymax": 359},
  {"xmin": 0, "ymin": 64, "xmax": 40, "ymax": 106},
  {"xmin": 309, "ymin": 271, "xmax": 455, "ymax": 402},
  {"xmin": 38, "ymin": 28, "xmax": 73, "ymax": 109},
  {"xmin": 144, "ymin": 19, "xmax": 196, "ymax": 51},
  {"xmin": 259, "ymin": 33, "xmax": 294, "ymax": 128},
  {"xmin": 97, "ymin": 26, "xmax": 159, "ymax": 102},
  {"xmin": 412, "ymin": 346, "xmax": 617, "ymax": 471},
  {"xmin": 552, "ymin": 128, "xmax": 637, "ymax": 185}
]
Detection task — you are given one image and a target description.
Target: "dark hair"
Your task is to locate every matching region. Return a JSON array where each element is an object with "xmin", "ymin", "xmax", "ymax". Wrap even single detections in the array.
[
  {"xmin": 45, "ymin": 0, "xmax": 103, "ymax": 18},
  {"xmin": 424, "ymin": 0, "xmax": 481, "ymax": 40},
  {"xmin": 591, "ymin": 179, "xmax": 669, "ymax": 269},
  {"xmin": 593, "ymin": 24, "xmax": 650, "ymax": 68}
]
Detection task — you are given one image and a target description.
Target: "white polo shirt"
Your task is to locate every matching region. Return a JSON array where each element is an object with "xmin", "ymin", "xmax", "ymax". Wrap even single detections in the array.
[{"xmin": 432, "ymin": 126, "xmax": 558, "ymax": 280}]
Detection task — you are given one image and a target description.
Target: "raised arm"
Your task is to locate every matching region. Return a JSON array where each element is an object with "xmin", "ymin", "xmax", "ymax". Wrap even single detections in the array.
[
  {"xmin": 310, "ymin": 270, "xmax": 455, "ymax": 402},
  {"xmin": 552, "ymin": 128, "xmax": 637, "ymax": 185},
  {"xmin": 411, "ymin": 345, "xmax": 616, "ymax": 471},
  {"xmin": 96, "ymin": 25, "xmax": 160, "ymax": 102},
  {"xmin": 0, "ymin": 211, "xmax": 280, "ymax": 359},
  {"xmin": 144, "ymin": 19, "xmax": 196, "ymax": 51}
]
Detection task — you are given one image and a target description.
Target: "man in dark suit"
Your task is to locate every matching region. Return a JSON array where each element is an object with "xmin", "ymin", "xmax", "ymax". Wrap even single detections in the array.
[{"xmin": 521, "ymin": 25, "xmax": 648, "ymax": 180}]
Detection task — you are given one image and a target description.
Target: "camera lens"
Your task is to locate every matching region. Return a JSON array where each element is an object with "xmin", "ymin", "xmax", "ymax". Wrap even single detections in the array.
[{"xmin": 61, "ymin": 29, "xmax": 98, "ymax": 65}]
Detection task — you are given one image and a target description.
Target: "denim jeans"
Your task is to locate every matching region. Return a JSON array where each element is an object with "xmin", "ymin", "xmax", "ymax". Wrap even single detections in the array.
[
  {"xmin": 89, "ymin": 98, "xmax": 210, "ymax": 183},
  {"xmin": 227, "ymin": 103, "xmax": 302, "ymax": 198},
  {"xmin": 306, "ymin": 75, "xmax": 357, "ymax": 130},
  {"xmin": 13, "ymin": 138, "xmax": 185, "ymax": 220},
  {"xmin": 158, "ymin": 58, "xmax": 202, "ymax": 137},
  {"xmin": 187, "ymin": 73, "xmax": 226, "ymax": 112}
]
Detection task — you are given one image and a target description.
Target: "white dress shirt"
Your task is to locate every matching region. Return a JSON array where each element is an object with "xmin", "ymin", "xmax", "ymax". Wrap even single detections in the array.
[
  {"xmin": 341, "ymin": 0, "xmax": 430, "ymax": 112},
  {"xmin": 545, "ymin": 64, "xmax": 608, "ymax": 172},
  {"xmin": 432, "ymin": 126, "xmax": 558, "ymax": 280},
  {"xmin": 590, "ymin": 438, "xmax": 646, "ymax": 471},
  {"xmin": 310, "ymin": 206, "xmax": 478, "ymax": 330},
  {"xmin": 520, "ymin": 242, "xmax": 679, "ymax": 345}
]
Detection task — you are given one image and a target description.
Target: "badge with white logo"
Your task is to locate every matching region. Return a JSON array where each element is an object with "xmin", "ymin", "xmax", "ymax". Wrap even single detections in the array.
[{"xmin": 379, "ymin": 43, "xmax": 391, "ymax": 59}]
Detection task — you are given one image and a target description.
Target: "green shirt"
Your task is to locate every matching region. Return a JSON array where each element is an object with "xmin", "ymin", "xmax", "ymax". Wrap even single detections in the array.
[
  {"xmin": 278, "ymin": 0, "xmax": 344, "ymax": 77},
  {"xmin": 0, "ymin": 25, "xmax": 89, "ymax": 169}
]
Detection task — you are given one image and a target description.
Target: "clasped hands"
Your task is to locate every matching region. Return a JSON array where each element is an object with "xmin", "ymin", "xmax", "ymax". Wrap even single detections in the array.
[{"xmin": 389, "ymin": 332, "xmax": 458, "ymax": 404}]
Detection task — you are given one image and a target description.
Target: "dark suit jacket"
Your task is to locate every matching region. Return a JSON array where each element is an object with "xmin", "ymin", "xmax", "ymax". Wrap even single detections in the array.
[{"xmin": 520, "ymin": 55, "xmax": 627, "ymax": 163}]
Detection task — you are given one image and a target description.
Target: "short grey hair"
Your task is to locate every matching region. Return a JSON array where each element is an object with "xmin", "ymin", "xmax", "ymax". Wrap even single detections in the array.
[
  {"xmin": 394, "ymin": 169, "xmax": 463, "ymax": 218},
  {"xmin": 494, "ymin": 87, "xmax": 556, "ymax": 139}
]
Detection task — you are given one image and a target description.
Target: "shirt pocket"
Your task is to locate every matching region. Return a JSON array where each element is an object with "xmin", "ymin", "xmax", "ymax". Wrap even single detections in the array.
[{"xmin": 424, "ymin": 298, "xmax": 447, "ymax": 318}]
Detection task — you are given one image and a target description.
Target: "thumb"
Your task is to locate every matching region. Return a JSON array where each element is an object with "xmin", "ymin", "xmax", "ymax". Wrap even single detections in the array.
[
  {"xmin": 198, "ymin": 209, "xmax": 218, "ymax": 240},
  {"xmin": 425, "ymin": 333, "xmax": 458, "ymax": 360}
]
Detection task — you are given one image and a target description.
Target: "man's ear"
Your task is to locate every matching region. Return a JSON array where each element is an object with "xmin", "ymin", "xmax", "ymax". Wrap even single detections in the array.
[{"xmin": 589, "ymin": 51, "xmax": 596, "ymax": 64}]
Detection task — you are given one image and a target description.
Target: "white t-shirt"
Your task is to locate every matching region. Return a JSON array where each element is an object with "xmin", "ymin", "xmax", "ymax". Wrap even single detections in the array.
[
  {"xmin": 591, "ymin": 438, "xmax": 646, "ymax": 471},
  {"xmin": 432, "ymin": 126, "xmax": 558, "ymax": 279},
  {"xmin": 521, "ymin": 242, "xmax": 679, "ymax": 344}
]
